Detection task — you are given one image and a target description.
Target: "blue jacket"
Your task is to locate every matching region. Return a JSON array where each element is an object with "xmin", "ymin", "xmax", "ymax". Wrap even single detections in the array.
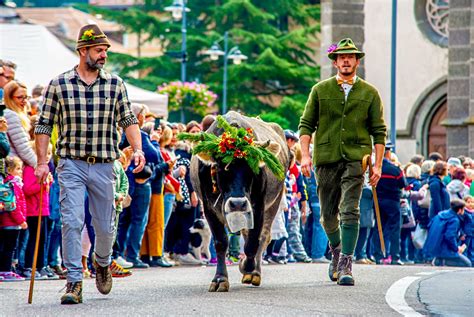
[
  {"xmin": 428, "ymin": 175, "xmax": 450, "ymax": 219},
  {"xmin": 0, "ymin": 132, "xmax": 10, "ymax": 158},
  {"xmin": 423, "ymin": 208, "xmax": 462, "ymax": 258},
  {"xmin": 376, "ymin": 158, "xmax": 407, "ymax": 201},
  {"xmin": 121, "ymin": 130, "xmax": 160, "ymax": 194},
  {"xmin": 150, "ymin": 141, "xmax": 169, "ymax": 194}
]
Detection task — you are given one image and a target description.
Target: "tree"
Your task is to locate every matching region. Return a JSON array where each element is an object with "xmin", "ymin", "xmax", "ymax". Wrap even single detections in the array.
[{"xmin": 80, "ymin": 0, "xmax": 320, "ymax": 124}]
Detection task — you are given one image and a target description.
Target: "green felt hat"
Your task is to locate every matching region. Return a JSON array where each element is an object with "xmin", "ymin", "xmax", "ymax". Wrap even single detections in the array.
[{"xmin": 327, "ymin": 38, "xmax": 365, "ymax": 60}]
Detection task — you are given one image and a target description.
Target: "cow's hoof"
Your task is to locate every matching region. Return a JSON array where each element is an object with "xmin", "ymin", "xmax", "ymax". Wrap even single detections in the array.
[
  {"xmin": 209, "ymin": 278, "xmax": 229, "ymax": 292},
  {"xmin": 251, "ymin": 274, "xmax": 261, "ymax": 286},
  {"xmin": 241, "ymin": 273, "xmax": 261, "ymax": 286},
  {"xmin": 241, "ymin": 274, "xmax": 253, "ymax": 284}
]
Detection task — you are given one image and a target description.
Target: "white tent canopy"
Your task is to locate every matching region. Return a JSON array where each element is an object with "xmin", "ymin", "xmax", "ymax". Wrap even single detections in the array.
[{"xmin": 0, "ymin": 23, "xmax": 168, "ymax": 116}]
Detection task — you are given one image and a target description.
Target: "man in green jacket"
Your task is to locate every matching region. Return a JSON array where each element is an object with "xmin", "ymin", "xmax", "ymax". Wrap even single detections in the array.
[{"xmin": 299, "ymin": 38, "xmax": 387, "ymax": 286}]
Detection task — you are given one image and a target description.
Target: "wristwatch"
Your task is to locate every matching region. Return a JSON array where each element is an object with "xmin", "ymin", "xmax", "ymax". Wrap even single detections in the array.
[{"xmin": 133, "ymin": 149, "xmax": 145, "ymax": 156}]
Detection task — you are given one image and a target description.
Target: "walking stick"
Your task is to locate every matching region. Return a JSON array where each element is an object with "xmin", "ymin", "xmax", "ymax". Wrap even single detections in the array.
[
  {"xmin": 362, "ymin": 155, "xmax": 386, "ymax": 258},
  {"xmin": 28, "ymin": 184, "xmax": 44, "ymax": 304}
]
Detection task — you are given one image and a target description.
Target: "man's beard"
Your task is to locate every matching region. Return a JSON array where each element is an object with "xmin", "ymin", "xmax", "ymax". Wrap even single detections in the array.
[
  {"xmin": 86, "ymin": 53, "xmax": 105, "ymax": 71},
  {"xmin": 339, "ymin": 64, "xmax": 356, "ymax": 76}
]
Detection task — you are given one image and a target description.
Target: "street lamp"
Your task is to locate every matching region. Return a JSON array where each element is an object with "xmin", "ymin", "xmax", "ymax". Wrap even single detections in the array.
[
  {"xmin": 204, "ymin": 31, "xmax": 248, "ymax": 114},
  {"xmin": 165, "ymin": 0, "xmax": 190, "ymax": 122}
]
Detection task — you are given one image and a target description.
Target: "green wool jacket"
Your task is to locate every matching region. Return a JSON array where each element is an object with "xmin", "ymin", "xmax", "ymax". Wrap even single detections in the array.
[{"xmin": 299, "ymin": 76, "xmax": 387, "ymax": 166}]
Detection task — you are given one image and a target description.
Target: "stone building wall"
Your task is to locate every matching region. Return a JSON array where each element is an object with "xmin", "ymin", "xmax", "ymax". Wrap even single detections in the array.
[
  {"xmin": 446, "ymin": 0, "xmax": 472, "ymax": 157},
  {"xmin": 320, "ymin": 0, "xmax": 365, "ymax": 80}
]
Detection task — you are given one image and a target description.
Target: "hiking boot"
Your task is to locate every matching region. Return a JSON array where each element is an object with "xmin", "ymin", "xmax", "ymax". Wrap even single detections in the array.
[
  {"xmin": 94, "ymin": 260, "xmax": 112, "ymax": 295},
  {"xmin": 110, "ymin": 260, "xmax": 132, "ymax": 277},
  {"xmin": 328, "ymin": 244, "xmax": 341, "ymax": 282},
  {"xmin": 337, "ymin": 254, "xmax": 355, "ymax": 286},
  {"xmin": 60, "ymin": 281, "xmax": 83, "ymax": 304}
]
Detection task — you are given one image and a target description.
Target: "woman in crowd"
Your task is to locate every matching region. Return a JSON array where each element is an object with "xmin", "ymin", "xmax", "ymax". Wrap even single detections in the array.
[
  {"xmin": 3, "ymin": 81, "xmax": 37, "ymax": 168},
  {"xmin": 428, "ymin": 161, "xmax": 450, "ymax": 219},
  {"xmin": 446, "ymin": 168, "xmax": 470, "ymax": 200}
]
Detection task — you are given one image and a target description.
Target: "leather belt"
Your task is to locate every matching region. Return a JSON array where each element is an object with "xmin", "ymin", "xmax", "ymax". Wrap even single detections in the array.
[{"xmin": 66, "ymin": 156, "xmax": 113, "ymax": 164}]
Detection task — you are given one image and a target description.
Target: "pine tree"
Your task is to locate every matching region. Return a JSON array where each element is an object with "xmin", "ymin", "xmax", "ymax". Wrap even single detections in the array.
[{"xmin": 81, "ymin": 0, "xmax": 320, "ymax": 126}]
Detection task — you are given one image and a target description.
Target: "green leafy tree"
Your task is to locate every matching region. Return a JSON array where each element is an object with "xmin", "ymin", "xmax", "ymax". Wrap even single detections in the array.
[{"xmin": 80, "ymin": 0, "xmax": 320, "ymax": 123}]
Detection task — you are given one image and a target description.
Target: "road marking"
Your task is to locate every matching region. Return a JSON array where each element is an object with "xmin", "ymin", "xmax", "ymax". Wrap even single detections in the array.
[
  {"xmin": 415, "ymin": 272, "xmax": 434, "ymax": 276},
  {"xmin": 385, "ymin": 276, "xmax": 423, "ymax": 316},
  {"xmin": 416, "ymin": 269, "xmax": 453, "ymax": 276}
]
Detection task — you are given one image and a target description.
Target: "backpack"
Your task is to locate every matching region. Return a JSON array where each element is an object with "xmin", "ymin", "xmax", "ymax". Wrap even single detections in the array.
[
  {"xmin": 418, "ymin": 187, "xmax": 431, "ymax": 208},
  {"xmin": 0, "ymin": 180, "xmax": 16, "ymax": 214}
]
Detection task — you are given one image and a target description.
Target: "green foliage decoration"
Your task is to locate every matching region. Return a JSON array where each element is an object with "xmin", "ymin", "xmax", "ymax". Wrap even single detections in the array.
[{"xmin": 178, "ymin": 115, "xmax": 285, "ymax": 180}]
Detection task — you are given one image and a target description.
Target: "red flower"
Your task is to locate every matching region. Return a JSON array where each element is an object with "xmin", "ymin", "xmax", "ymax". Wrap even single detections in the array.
[
  {"xmin": 243, "ymin": 136, "xmax": 253, "ymax": 144},
  {"xmin": 234, "ymin": 149, "xmax": 246, "ymax": 158}
]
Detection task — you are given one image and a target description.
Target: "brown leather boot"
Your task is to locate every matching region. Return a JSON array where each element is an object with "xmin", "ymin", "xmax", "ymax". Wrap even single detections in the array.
[
  {"xmin": 60, "ymin": 281, "xmax": 83, "ymax": 304},
  {"xmin": 94, "ymin": 260, "xmax": 113, "ymax": 295},
  {"xmin": 328, "ymin": 244, "xmax": 341, "ymax": 282},
  {"xmin": 337, "ymin": 254, "xmax": 355, "ymax": 286}
]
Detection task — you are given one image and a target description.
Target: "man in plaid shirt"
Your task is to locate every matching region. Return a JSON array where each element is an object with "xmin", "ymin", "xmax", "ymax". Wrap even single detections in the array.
[{"xmin": 34, "ymin": 24, "xmax": 145, "ymax": 305}]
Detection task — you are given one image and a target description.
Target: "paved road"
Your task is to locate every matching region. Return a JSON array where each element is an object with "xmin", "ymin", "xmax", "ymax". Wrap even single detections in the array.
[{"xmin": 0, "ymin": 263, "xmax": 469, "ymax": 316}]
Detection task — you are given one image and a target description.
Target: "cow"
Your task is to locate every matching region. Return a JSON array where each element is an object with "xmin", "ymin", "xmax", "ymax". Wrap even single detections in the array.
[{"xmin": 189, "ymin": 111, "xmax": 290, "ymax": 292}]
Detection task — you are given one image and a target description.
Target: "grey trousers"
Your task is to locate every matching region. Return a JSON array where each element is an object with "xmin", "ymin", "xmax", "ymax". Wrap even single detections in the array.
[{"xmin": 57, "ymin": 159, "xmax": 116, "ymax": 283}]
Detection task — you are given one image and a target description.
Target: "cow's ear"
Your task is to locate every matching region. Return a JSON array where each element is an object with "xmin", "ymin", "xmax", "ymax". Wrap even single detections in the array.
[
  {"xmin": 195, "ymin": 152, "xmax": 216, "ymax": 165},
  {"xmin": 265, "ymin": 142, "xmax": 281, "ymax": 156},
  {"xmin": 254, "ymin": 141, "xmax": 281, "ymax": 156},
  {"xmin": 254, "ymin": 141, "xmax": 281, "ymax": 167}
]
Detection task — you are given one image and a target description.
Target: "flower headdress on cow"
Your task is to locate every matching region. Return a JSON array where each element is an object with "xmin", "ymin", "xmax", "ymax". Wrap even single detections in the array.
[{"xmin": 178, "ymin": 115, "xmax": 285, "ymax": 181}]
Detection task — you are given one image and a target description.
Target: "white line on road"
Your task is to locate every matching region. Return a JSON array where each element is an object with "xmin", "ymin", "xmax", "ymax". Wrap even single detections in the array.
[{"xmin": 385, "ymin": 276, "xmax": 423, "ymax": 316}]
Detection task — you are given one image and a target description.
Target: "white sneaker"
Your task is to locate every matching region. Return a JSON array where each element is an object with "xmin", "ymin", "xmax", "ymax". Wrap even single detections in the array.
[
  {"xmin": 116, "ymin": 256, "xmax": 133, "ymax": 269},
  {"xmin": 177, "ymin": 253, "xmax": 202, "ymax": 265}
]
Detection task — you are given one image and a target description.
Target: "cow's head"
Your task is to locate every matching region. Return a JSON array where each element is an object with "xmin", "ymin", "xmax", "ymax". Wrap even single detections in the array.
[
  {"xmin": 178, "ymin": 115, "xmax": 285, "ymax": 232},
  {"xmin": 196, "ymin": 140, "xmax": 282, "ymax": 216}
]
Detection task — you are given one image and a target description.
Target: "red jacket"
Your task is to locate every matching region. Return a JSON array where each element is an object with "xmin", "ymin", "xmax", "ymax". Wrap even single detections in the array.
[
  {"xmin": 0, "ymin": 175, "xmax": 26, "ymax": 227},
  {"xmin": 23, "ymin": 166, "xmax": 50, "ymax": 217},
  {"xmin": 161, "ymin": 149, "xmax": 180, "ymax": 194}
]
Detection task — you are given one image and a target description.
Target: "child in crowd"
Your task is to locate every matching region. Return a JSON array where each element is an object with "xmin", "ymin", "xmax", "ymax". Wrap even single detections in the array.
[
  {"xmin": 22, "ymin": 142, "xmax": 54, "ymax": 279},
  {"xmin": 266, "ymin": 192, "xmax": 289, "ymax": 264},
  {"xmin": 462, "ymin": 195, "xmax": 474, "ymax": 263},
  {"xmin": 110, "ymin": 151, "xmax": 132, "ymax": 277},
  {"xmin": 0, "ymin": 156, "xmax": 28, "ymax": 281}
]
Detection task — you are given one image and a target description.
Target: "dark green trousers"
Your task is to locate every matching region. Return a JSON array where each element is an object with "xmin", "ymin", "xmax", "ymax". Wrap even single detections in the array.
[{"xmin": 315, "ymin": 160, "xmax": 364, "ymax": 254}]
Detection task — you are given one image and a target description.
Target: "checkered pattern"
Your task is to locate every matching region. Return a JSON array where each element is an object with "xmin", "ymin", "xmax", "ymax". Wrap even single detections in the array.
[{"xmin": 35, "ymin": 68, "xmax": 138, "ymax": 160}]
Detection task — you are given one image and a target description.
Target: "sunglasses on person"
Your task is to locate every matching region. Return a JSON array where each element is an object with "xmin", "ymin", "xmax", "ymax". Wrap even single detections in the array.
[{"xmin": 13, "ymin": 95, "xmax": 28, "ymax": 101}]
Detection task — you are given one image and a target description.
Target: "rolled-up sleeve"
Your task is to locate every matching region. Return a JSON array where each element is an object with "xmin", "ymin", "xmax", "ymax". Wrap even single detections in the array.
[
  {"xmin": 35, "ymin": 80, "xmax": 59, "ymax": 136},
  {"xmin": 115, "ymin": 80, "xmax": 138, "ymax": 129},
  {"xmin": 298, "ymin": 85, "xmax": 319, "ymax": 137}
]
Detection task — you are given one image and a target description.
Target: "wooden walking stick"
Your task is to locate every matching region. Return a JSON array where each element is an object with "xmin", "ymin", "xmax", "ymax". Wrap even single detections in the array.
[
  {"xmin": 28, "ymin": 184, "xmax": 44, "ymax": 304},
  {"xmin": 362, "ymin": 155, "xmax": 386, "ymax": 258}
]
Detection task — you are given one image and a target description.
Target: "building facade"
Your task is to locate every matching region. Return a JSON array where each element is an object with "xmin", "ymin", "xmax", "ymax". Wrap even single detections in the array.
[{"xmin": 320, "ymin": 0, "xmax": 472, "ymax": 163}]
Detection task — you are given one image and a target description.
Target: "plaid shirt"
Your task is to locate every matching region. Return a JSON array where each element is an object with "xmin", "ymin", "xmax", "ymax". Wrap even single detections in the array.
[{"xmin": 35, "ymin": 67, "xmax": 138, "ymax": 160}]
